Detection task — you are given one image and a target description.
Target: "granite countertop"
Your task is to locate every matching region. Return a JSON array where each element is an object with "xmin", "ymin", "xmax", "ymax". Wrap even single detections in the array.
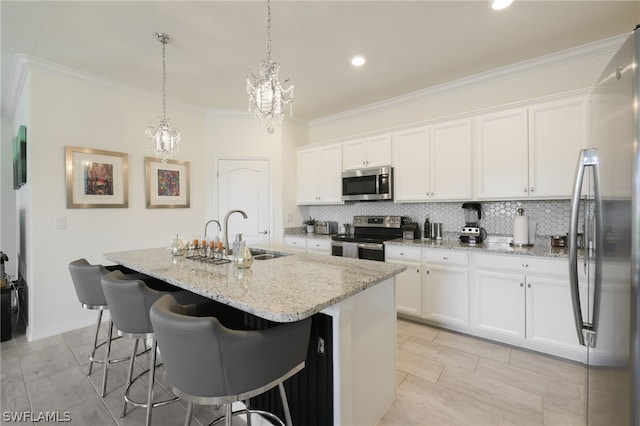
[
  {"xmin": 104, "ymin": 247, "xmax": 405, "ymax": 323},
  {"xmin": 285, "ymin": 232, "xmax": 570, "ymax": 258},
  {"xmin": 385, "ymin": 236, "xmax": 569, "ymax": 258}
]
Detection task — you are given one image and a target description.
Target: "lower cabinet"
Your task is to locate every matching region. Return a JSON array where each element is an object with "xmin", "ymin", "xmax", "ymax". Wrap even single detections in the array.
[
  {"xmin": 284, "ymin": 236, "xmax": 331, "ymax": 255},
  {"xmin": 423, "ymin": 250, "xmax": 470, "ymax": 329},
  {"xmin": 471, "ymin": 253, "xmax": 586, "ymax": 360},
  {"xmin": 389, "ymin": 245, "xmax": 587, "ymax": 362},
  {"xmin": 385, "ymin": 245, "xmax": 422, "ymax": 317}
]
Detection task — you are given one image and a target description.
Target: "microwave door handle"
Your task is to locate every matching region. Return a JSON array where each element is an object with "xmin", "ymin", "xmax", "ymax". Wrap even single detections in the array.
[{"xmin": 569, "ymin": 149, "xmax": 591, "ymax": 346}]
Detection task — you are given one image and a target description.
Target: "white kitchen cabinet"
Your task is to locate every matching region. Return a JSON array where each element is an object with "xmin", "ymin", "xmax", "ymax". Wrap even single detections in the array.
[
  {"xmin": 297, "ymin": 143, "xmax": 343, "ymax": 205},
  {"xmin": 385, "ymin": 245, "xmax": 422, "ymax": 316},
  {"xmin": 305, "ymin": 238, "xmax": 331, "ymax": 254},
  {"xmin": 475, "ymin": 95, "xmax": 587, "ymax": 200},
  {"xmin": 284, "ymin": 236, "xmax": 331, "ymax": 255},
  {"xmin": 475, "ymin": 108, "xmax": 529, "ymax": 199},
  {"xmin": 393, "ymin": 120, "xmax": 473, "ymax": 202},
  {"xmin": 343, "ymin": 134, "xmax": 392, "ymax": 170},
  {"xmin": 422, "ymin": 250, "xmax": 469, "ymax": 328},
  {"xmin": 527, "ymin": 97, "xmax": 588, "ymax": 198},
  {"xmin": 284, "ymin": 236, "xmax": 307, "ymax": 251},
  {"xmin": 471, "ymin": 253, "xmax": 585, "ymax": 358}
]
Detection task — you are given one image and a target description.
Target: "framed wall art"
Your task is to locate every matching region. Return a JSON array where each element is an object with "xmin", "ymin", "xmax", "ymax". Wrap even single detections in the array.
[
  {"xmin": 13, "ymin": 125, "xmax": 27, "ymax": 189},
  {"xmin": 145, "ymin": 157, "xmax": 190, "ymax": 208},
  {"xmin": 65, "ymin": 146, "xmax": 128, "ymax": 208}
]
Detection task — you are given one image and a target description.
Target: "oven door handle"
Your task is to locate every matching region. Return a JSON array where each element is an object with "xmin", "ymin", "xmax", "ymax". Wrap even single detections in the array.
[{"xmin": 357, "ymin": 242, "xmax": 384, "ymax": 251}]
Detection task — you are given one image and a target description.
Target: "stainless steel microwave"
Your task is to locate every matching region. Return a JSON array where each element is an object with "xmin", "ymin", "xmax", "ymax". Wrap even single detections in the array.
[{"xmin": 342, "ymin": 166, "xmax": 393, "ymax": 201}]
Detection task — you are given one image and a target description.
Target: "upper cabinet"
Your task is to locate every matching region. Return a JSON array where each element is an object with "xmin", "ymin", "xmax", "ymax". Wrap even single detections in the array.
[
  {"xmin": 393, "ymin": 119, "xmax": 472, "ymax": 202},
  {"xmin": 297, "ymin": 143, "xmax": 343, "ymax": 205},
  {"xmin": 343, "ymin": 134, "xmax": 392, "ymax": 170},
  {"xmin": 475, "ymin": 95, "xmax": 587, "ymax": 199}
]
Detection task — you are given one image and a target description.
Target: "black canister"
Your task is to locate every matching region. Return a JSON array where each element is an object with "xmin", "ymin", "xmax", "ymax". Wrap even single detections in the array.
[{"xmin": 424, "ymin": 218, "xmax": 430, "ymax": 239}]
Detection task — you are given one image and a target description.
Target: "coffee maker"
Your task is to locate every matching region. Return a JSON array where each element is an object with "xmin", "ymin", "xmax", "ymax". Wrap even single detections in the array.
[{"xmin": 459, "ymin": 203, "xmax": 487, "ymax": 244}]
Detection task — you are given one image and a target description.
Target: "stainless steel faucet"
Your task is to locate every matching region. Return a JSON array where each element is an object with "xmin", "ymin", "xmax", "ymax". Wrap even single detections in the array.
[
  {"xmin": 204, "ymin": 220, "xmax": 221, "ymax": 239},
  {"xmin": 223, "ymin": 209, "xmax": 248, "ymax": 255}
]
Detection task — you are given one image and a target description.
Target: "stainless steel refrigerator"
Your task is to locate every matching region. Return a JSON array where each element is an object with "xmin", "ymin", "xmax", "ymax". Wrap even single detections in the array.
[{"xmin": 568, "ymin": 26, "xmax": 639, "ymax": 425}]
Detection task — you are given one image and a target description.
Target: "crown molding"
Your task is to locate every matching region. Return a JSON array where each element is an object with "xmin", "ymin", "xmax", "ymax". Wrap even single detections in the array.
[
  {"xmin": 309, "ymin": 32, "xmax": 628, "ymax": 127},
  {"xmin": 1, "ymin": 54, "xmax": 202, "ymax": 122}
]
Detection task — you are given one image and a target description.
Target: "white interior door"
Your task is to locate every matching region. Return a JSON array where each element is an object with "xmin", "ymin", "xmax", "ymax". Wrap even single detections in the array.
[{"xmin": 217, "ymin": 159, "xmax": 271, "ymax": 248}]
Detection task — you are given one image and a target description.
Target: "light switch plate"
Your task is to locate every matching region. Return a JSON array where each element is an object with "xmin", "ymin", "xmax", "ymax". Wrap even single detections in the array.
[{"xmin": 55, "ymin": 217, "xmax": 67, "ymax": 229}]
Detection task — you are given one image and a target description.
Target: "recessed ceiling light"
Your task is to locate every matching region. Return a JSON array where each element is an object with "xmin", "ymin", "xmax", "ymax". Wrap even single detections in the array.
[
  {"xmin": 351, "ymin": 56, "xmax": 366, "ymax": 67},
  {"xmin": 491, "ymin": 0, "xmax": 513, "ymax": 10}
]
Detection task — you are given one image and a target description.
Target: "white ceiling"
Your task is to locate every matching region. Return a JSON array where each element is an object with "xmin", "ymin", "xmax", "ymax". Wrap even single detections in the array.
[{"xmin": 2, "ymin": 1, "xmax": 639, "ymax": 122}]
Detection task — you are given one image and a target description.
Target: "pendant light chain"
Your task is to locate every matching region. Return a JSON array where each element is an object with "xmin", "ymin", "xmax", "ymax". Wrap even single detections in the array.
[
  {"xmin": 146, "ymin": 32, "xmax": 180, "ymax": 162},
  {"xmin": 266, "ymin": 0, "xmax": 272, "ymax": 61}
]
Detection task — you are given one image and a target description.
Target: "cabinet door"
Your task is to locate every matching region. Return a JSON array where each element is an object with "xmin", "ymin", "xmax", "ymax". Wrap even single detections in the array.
[
  {"xmin": 475, "ymin": 108, "xmax": 529, "ymax": 199},
  {"xmin": 525, "ymin": 275, "xmax": 584, "ymax": 350},
  {"xmin": 392, "ymin": 127, "xmax": 430, "ymax": 202},
  {"xmin": 343, "ymin": 139, "xmax": 368, "ymax": 170},
  {"xmin": 318, "ymin": 144, "xmax": 344, "ymax": 203},
  {"xmin": 528, "ymin": 97, "xmax": 587, "ymax": 198},
  {"xmin": 297, "ymin": 149, "xmax": 321, "ymax": 204},
  {"xmin": 365, "ymin": 134, "xmax": 392, "ymax": 168},
  {"xmin": 284, "ymin": 236, "xmax": 307, "ymax": 250},
  {"xmin": 430, "ymin": 119, "xmax": 473, "ymax": 200},
  {"xmin": 391, "ymin": 260, "xmax": 422, "ymax": 317},
  {"xmin": 473, "ymin": 270, "xmax": 526, "ymax": 340},
  {"xmin": 423, "ymin": 264, "xmax": 469, "ymax": 328}
]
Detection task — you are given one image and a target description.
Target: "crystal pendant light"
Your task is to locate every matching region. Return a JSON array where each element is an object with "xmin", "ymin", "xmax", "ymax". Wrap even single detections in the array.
[
  {"xmin": 146, "ymin": 32, "xmax": 180, "ymax": 163},
  {"xmin": 246, "ymin": 0, "xmax": 294, "ymax": 134}
]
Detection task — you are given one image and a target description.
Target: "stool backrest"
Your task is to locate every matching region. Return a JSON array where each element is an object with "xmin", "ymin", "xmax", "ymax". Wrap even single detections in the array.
[
  {"xmin": 150, "ymin": 294, "xmax": 312, "ymax": 399},
  {"xmin": 101, "ymin": 270, "xmax": 162, "ymax": 335},
  {"xmin": 68, "ymin": 258, "xmax": 110, "ymax": 307}
]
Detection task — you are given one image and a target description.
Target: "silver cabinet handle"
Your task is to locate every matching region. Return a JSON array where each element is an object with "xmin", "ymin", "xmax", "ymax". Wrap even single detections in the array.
[
  {"xmin": 524, "ymin": 187, "xmax": 528, "ymax": 192},
  {"xmin": 530, "ymin": 187, "xmax": 534, "ymax": 192},
  {"xmin": 520, "ymin": 283, "xmax": 524, "ymax": 287},
  {"xmin": 442, "ymin": 256, "xmax": 448, "ymax": 260},
  {"xmin": 528, "ymin": 283, "xmax": 531, "ymax": 288}
]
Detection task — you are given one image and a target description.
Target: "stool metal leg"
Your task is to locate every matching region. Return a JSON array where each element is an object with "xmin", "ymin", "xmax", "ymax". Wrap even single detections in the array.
[
  {"xmin": 100, "ymin": 318, "xmax": 114, "ymax": 397},
  {"xmin": 278, "ymin": 383, "xmax": 292, "ymax": 426},
  {"xmin": 225, "ymin": 403, "xmax": 232, "ymax": 426},
  {"xmin": 122, "ymin": 338, "xmax": 139, "ymax": 418},
  {"xmin": 184, "ymin": 402, "xmax": 194, "ymax": 426},
  {"xmin": 88, "ymin": 310, "xmax": 103, "ymax": 376},
  {"xmin": 145, "ymin": 339, "xmax": 158, "ymax": 426}
]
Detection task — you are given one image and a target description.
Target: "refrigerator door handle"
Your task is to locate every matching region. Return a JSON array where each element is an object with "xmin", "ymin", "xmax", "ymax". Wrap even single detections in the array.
[{"xmin": 569, "ymin": 148, "xmax": 599, "ymax": 347}]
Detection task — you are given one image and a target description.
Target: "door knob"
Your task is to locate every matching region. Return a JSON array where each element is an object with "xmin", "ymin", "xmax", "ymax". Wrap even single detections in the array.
[{"xmin": 259, "ymin": 230, "xmax": 268, "ymax": 234}]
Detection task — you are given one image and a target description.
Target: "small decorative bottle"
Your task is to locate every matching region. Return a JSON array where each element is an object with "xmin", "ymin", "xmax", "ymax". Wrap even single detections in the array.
[{"xmin": 424, "ymin": 218, "xmax": 430, "ymax": 239}]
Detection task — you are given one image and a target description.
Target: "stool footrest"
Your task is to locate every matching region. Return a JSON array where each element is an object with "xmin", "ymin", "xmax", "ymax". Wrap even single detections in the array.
[
  {"xmin": 122, "ymin": 363, "xmax": 179, "ymax": 410},
  {"xmin": 209, "ymin": 408, "xmax": 285, "ymax": 426}
]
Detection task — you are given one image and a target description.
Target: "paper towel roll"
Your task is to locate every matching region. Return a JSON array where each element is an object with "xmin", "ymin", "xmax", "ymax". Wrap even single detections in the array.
[{"xmin": 513, "ymin": 215, "xmax": 529, "ymax": 245}]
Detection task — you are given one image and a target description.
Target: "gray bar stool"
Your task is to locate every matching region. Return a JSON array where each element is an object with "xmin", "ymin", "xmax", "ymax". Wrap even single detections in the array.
[
  {"xmin": 68, "ymin": 258, "xmax": 144, "ymax": 397},
  {"xmin": 150, "ymin": 294, "xmax": 312, "ymax": 426},
  {"xmin": 101, "ymin": 270, "xmax": 182, "ymax": 426}
]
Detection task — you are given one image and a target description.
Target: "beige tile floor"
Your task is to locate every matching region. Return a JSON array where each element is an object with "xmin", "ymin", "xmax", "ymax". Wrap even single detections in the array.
[
  {"xmin": 379, "ymin": 319, "xmax": 586, "ymax": 426},
  {"xmin": 1, "ymin": 317, "xmax": 586, "ymax": 425}
]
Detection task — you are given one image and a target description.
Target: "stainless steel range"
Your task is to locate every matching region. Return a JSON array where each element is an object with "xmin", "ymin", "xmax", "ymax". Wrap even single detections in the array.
[{"xmin": 331, "ymin": 215, "xmax": 404, "ymax": 261}]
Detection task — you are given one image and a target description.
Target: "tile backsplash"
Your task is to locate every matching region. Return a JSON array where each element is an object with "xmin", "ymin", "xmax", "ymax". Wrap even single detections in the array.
[{"xmin": 307, "ymin": 199, "xmax": 572, "ymax": 238}]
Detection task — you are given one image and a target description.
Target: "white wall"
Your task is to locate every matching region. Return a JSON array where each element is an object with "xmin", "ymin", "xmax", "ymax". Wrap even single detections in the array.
[
  {"xmin": 204, "ymin": 112, "xmax": 308, "ymax": 247},
  {"xmin": 20, "ymin": 64, "xmax": 206, "ymax": 340}
]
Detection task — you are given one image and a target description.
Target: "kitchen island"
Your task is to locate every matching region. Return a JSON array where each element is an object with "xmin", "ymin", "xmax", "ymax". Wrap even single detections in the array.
[{"xmin": 105, "ymin": 247, "xmax": 405, "ymax": 426}]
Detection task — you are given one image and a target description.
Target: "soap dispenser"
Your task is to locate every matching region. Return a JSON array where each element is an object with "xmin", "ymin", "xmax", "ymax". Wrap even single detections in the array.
[{"xmin": 232, "ymin": 234, "xmax": 253, "ymax": 268}]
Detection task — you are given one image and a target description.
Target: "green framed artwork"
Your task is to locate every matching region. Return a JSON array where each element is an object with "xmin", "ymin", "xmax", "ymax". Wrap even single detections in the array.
[{"xmin": 13, "ymin": 125, "xmax": 26, "ymax": 189}]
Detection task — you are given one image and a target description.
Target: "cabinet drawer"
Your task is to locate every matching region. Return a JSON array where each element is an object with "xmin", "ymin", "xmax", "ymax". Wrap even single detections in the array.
[
  {"xmin": 473, "ymin": 253, "xmax": 566, "ymax": 276},
  {"xmin": 306, "ymin": 239, "xmax": 331, "ymax": 252},
  {"xmin": 284, "ymin": 237, "xmax": 306, "ymax": 250},
  {"xmin": 423, "ymin": 249, "xmax": 468, "ymax": 267},
  {"xmin": 385, "ymin": 245, "xmax": 422, "ymax": 262}
]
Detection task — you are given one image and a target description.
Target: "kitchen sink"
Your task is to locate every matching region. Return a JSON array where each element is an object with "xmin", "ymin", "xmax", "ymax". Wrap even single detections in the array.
[{"xmin": 249, "ymin": 248, "xmax": 289, "ymax": 260}]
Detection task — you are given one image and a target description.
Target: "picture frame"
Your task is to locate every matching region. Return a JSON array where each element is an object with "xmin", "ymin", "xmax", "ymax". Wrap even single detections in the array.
[
  {"xmin": 65, "ymin": 146, "xmax": 128, "ymax": 208},
  {"xmin": 13, "ymin": 125, "xmax": 26, "ymax": 189},
  {"xmin": 145, "ymin": 157, "xmax": 190, "ymax": 209}
]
